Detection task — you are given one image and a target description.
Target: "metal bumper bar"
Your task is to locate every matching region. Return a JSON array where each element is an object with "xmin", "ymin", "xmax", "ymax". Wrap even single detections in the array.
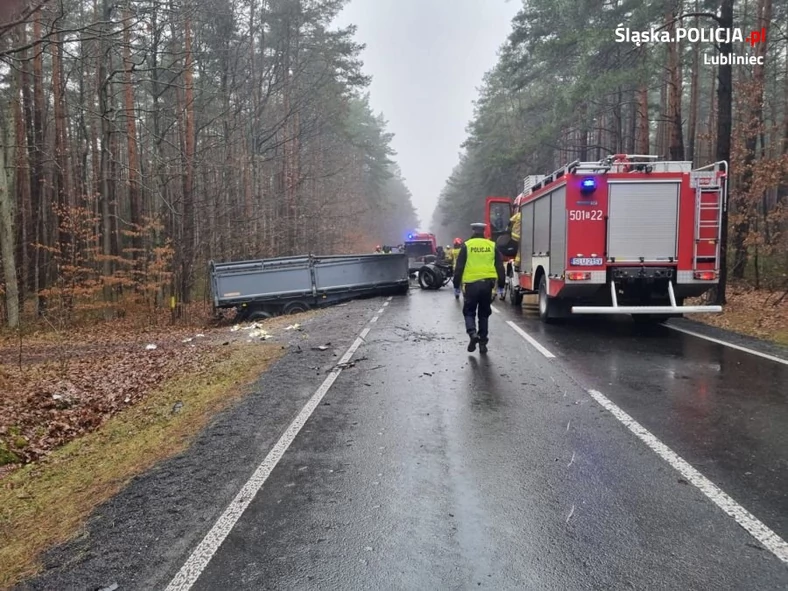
[{"xmin": 571, "ymin": 281, "xmax": 722, "ymax": 315}]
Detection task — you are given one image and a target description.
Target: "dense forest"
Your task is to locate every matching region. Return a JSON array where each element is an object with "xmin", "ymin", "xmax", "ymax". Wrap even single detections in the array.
[
  {"xmin": 0, "ymin": 0, "xmax": 418, "ymax": 328},
  {"xmin": 433, "ymin": 0, "xmax": 787, "ymax": 302}
]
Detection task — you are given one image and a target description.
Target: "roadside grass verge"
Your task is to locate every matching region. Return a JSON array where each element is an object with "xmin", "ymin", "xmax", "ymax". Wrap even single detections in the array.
[
  {"xmin": 0, "ymin": 341, "xmax": 283, "ymax": 589},
  {"xmin": 687, "ymin": 286, "xmax": 788, "ymax": 346}
]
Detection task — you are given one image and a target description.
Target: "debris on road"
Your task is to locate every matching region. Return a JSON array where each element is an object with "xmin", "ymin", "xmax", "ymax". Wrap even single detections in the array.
[
  {"xmin": 145, "ymin": 344, "xmax": 157, "ymax": 350},
  {"xmin": 248, "ymin": 328, "xmax": 272, "ymax": 341}
]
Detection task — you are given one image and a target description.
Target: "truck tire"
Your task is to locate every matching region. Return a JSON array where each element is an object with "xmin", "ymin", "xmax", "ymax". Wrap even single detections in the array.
[
  {"xmin": 283, "ymin": 301, "xmax": 310, "ymax": 315},
  {"xmin": 247, "ymin": 309, "xmax": 272, "ymax": 322},
  {"xmin": 538, "ymin": 275, "xmax": 556, "ymax": 323},
  {"xmin": 417, "ymin": 265, "xmax": 442, "ymax": 290},
  {"xmin": 511, "ymin": 287, "xmax": 523, "ymax": 307}
]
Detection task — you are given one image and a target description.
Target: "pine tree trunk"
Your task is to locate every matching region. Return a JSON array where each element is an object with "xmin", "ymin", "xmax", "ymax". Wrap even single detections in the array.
[
  {"xmin": 713, "ymin": 0, "xmax": 734, "ymax": 305},
  {"xmin": 0, "ymin": 106, "xmax": 20, "ymax": 328},
  {"xmin": 636, "ymin": 79, "xmax": 649, "ymax": 154},
  {"xmin": 180, "ymin": 12, "xmax": 196, "ymax": 303},
  {"xmin": 666, "ymin": 1, "xmax": 684, "ymax": 160},
  {"xmin": 14, "ymin": 38, "xmax": 30, "ymax": 308},
  {"xmin": 98, "ymin": 0, "xmax": 114, "ymax": 299},
  {"xmin": 123, "ymin": 6, "xmax": 143, "ymax": 262},
  {"xmin": 32, "ymin": 13, "xmax": 46, "ymax": 314},
  {"xmin": 687, "ymin": 36, "xmax": 700, "ymax": 163},
  {"xmin": 731, "ymin": 0, "xmax": 770, "ymax": 280}
]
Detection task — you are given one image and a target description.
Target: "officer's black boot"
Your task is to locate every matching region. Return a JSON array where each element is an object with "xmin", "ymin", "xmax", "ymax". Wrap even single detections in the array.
[
  {"xmin": 467, "ymin": 330, "xmax": 478, "ymax": 352},
  {"xmin": 478, "ymin": 339, "xmax": 488, "ymax": 354}
]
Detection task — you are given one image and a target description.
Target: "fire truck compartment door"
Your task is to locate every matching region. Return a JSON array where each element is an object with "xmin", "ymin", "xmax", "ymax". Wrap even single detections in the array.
[
  {"xmin": 607, "ymin": 182, "xmax": 679, "ymax": 261},
  {"xmin": 520, "ymin": 202, "xmax": 534, "ymax": 272}
]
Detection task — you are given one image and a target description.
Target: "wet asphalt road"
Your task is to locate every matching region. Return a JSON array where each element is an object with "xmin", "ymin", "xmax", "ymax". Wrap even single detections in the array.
[
  {"xmin": 18, "ymin": 288, "xmax": 788, "ymax": 590},
  {"xmin": 189, "ymin": 289, "xmax": 788, "ymax": 589}
]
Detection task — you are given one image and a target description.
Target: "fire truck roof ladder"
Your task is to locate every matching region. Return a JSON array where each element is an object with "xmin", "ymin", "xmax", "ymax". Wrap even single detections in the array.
[
  {"xmin": 531, "ymin": 160, "xmax": 580, "ymax": 191},
  {"xmin": 691, "ymin": 161, "xmax": 728, "ymax": 276}
]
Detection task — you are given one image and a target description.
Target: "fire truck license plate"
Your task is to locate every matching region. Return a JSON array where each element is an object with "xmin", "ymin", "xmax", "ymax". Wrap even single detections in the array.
[{"xmin": 570, "ymin": 257, "xmax": 603, "ymax": 266}]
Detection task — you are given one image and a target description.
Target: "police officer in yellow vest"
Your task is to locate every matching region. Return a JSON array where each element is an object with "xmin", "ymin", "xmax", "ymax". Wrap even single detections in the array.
[{"xmin": 452, "ymin": 223, "xmax": 505, "ymax": 354}]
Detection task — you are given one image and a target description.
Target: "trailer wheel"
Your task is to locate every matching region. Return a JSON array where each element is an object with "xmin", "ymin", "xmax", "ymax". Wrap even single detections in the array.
[
  {"xmin": 247, "ymin": 310, "xmax": 272, "ymax": 321},
  {"xmin": 283, "ymin": 301, "xmax": 310, "ymax": 315},
  {"xmin": 538, "ymin": 275, "xmax": 556, "ymax": 323}
]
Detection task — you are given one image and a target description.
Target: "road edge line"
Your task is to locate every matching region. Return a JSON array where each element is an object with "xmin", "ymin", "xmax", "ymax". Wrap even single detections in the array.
[
  {"xmin": 666, "ymin": 324, "xmax": 788, "ymax": 366},
  {"xmin": 506, "ymin": 321, "xmax": 555, "ymax": 358},
  {"xmin": 588, "ymin": 388, "xmax": 788, "ymax": 564},
  {"xmin": 164, "ymin": 308, "xmax": 385, "ymax": 590}
]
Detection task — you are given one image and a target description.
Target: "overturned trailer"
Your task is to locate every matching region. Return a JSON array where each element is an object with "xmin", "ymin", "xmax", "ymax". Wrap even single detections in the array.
[{"xmin": 210, "ymin": 253, "xmax": 410, "ymax": 321}]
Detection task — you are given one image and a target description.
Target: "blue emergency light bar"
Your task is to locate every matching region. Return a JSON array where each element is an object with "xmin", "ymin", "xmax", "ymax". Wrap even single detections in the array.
[{"xmin": 581, "ymin": 177, "xmax": 596, "ymax": 192}]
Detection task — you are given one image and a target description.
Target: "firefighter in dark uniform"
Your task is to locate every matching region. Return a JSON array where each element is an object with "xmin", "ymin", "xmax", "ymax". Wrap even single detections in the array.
[{"xmin": 452, "ymin": 223, "xmax": 505, "ymax": 354}]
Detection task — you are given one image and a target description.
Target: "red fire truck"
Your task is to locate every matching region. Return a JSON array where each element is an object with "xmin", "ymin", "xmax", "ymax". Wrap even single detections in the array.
[
  {"xmin": 404, "ymin": 231, "xmax": 438, "ymax": 274},
  {"xmin": 490, "ymin": 155, "xmax": 727, "ymax": 323}
]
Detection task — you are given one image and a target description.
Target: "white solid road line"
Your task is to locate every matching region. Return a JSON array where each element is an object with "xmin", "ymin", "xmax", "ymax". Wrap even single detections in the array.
[
  {"xmin": 506, "ymin": 321, "xmax": 556, "ymax": 358},
  {"xmin": 165, "ymin": 308, "xmax": 386, "ymax": 591},
  {"xmin": 667, "ymin": 324, "xmax": 788, "ymax": 366},
  {"xmin": 589, "ymin": 389, "xmax": 788, "ymax": 564}
]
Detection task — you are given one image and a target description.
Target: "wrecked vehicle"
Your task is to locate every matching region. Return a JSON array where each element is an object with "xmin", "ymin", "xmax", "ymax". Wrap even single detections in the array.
[{"xmin": 210, "ymin": 253, "xmax": 410, "ymax": 321}]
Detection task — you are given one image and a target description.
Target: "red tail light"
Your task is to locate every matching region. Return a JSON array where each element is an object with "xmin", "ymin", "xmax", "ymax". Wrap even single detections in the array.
[
  {"xmin": 694, "ymin": 271, "xmax": 717, "ymax": 280},
  {"xmin": 566, "ymin": 272, "xmax": 591, "ymax": 280}
]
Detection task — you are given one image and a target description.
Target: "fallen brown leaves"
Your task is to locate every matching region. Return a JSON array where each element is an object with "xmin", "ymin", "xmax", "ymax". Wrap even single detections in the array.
[
  {"xmin": 687, "ymin": 285, "xmax": 788, "ymax": 345},
  {"xmin": 0, "ymin": 338, "xmax": 286, "ymax": 589},
  {"xmin": 0, "ymin": 306, "xmax": 308, "ymax": 473}
]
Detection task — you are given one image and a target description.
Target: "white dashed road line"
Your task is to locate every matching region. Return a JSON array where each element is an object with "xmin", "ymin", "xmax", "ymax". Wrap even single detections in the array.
[
  {"xmin": 165, "ymin": 303, "xmax": 389, "ymax": 590},
  {"xmin": 506, "ymin": 321, "xmax": 555, "ymax": 358},
  {"xmin": 667, "ymin": 325, "xmax": 788, "ymax": 366},
  {"xmin": 589, "ymin": 388, "xmax": 788, "ymax": 564},
  {"xmin": 490, "ymin": 306, "xmax": 500, "ymax": 314}
]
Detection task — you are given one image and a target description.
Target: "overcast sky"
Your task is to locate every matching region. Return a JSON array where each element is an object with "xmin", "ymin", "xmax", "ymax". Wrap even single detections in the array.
[{"xmin": 334, "ymin": 0, "xmax": 521, "ymax": 230}]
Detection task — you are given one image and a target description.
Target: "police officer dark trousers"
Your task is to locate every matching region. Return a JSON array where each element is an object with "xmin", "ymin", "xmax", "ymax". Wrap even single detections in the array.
[{"xmin": 452, "ymin": 223, "xmax": 506, "ymax": 354}]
